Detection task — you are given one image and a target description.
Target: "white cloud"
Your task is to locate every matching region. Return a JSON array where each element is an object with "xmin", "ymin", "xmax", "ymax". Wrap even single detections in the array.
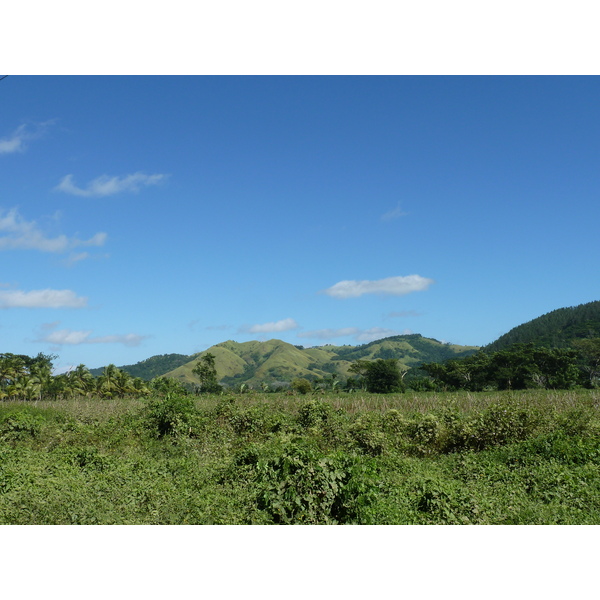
[
  {"xmin": 63, "ymin": 252, "xmax": 90, "ymax": 266},
  {"xmin": 381, "ymin": 202, "xmax": 408, "ymax": 222},
  {"xmin": 0, "ymin": 289, "xmax": 88, "ymax": 309},
  {"xmin": 241, "ymin": 318, "xmax": 299, "ymax": 334},
  {"xmin": 38, "ymin": 324, "xmax": 147, "ymax": 346},
  {"xmin": 322, "ymin": 275, "xmax": 434, "ymax": 299},
  {"xmin": 56, "ymin": 172, "xmax": 167, "ymax": 197},
  {"xmin": 0, "ymin": 122, "xmax": 53, "ymax": 155},
  {"xmin": 0, "ymin": 207, "xmax": 107, "ymax": 253}
]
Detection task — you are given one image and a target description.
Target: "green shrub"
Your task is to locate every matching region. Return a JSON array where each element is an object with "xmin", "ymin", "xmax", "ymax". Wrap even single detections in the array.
[
  {"xmin": 297, "ymin": 399, "xmax": 331, "ymax": 428},
  {"xmin": 349, "ymin": 414, "xmax": 386, "ymax": 456},
  {"xmin": 291, "ymin": 378, "xmax": 312, "ymax": 395},
  {"xmin": 254, "ymin": 443, "xmax": 378, "ymax": 524},
  {"xmin": 0, "ymin": 411, "xmax": 45, "ymax": 441},
  {"xmin": 508, "ymin": 431, "xmax": 600, "ymax": 466},
  {"xmin": 469, "ymin": 402, "xmax": 542, "ymax": 450},
  {"xmin": 66, "ymin": 446, "xmax": 113, "ymax": 472},
  {"xmin": 212, "ymin": 400, "xmax": 287, "ymax": 438},
  {"xmin": 406, "ymin": 414, "xmax": 447, "ymax": 455},
  {"xmin": 412, "ymin": 476, "xmax": 477, "ymax": 524},
  {"xmin": 555, "ymin": 407, "xmax": 596, "ymax": 436},
  {"xmin": 382, "ymin": 409, "xmax": 409, "ymax": 434},
  {"xmin": 140, "ymin": 395, "xmax": 198, "ymax": 438}
]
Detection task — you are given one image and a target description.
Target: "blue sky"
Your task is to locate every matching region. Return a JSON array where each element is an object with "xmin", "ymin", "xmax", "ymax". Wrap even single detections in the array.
[{"xmin": 2, "ymin": 76, "xmax": 600, "ymax": 371}]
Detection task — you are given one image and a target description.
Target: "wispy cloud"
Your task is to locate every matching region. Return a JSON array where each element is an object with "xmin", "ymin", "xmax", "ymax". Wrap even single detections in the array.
[
  {"xmin": 0, "ymin": 207, "xmax": 107, "ymax": 254},
  {"xmin": 56, "ymin": 172, "xmax": 168, "ymax": 197},
  {"xmin": 0, "ymin": 121, "xmax": 54, "ymax": 155},
  {"xmin": 322, "ymin": 275, "xmax": 434, "ymax": 299},
  {"xmin": 240, "ymin": 318, "xmax": 299, "ymax": 334},
  {"xmin": 381, "ymin": 202, "xmax": 408, "ymax": 222},
  {"xmin": 0, "ymin": 289, "xmax": 88, "ymax": 309},
  {"xmin": 37, "ymin": 323, "xmax": 147, "ymax": 346}
]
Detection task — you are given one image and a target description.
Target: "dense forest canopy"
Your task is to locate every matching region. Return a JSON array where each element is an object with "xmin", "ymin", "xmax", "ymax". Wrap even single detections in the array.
[
  {"xmin": 485, "ymin": 301, "xmax": 600, "ymax": 352},
  {"xmin": 89, "ymin": 353, "xmax": 194, "ymax": 379}
]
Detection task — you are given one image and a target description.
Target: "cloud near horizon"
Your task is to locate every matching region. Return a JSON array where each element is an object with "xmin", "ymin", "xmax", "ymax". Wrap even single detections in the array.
[
  {"xmin": 240, "ymin": 318, "xmax": 299, "ymax": 334},
  {"xmin": 56, "ymin": 172, "xmax": 168, "ymax": 197},
  {"xmin": 38, "ymin": 323, "xmax": 147, "ymax": 346},
  {"xmin": 0, "ymin": 207, "xmax": 107, "ymax": 254},
  {"xmin": 0, "ymin": 288, "xmax": 88, "ymax": 309},
  {"xmin": 322, "ymin": 275, "xmax": 434, "ymax": 299}
]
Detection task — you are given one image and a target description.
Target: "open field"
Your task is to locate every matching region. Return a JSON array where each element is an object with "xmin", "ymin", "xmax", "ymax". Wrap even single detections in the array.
[{"xmin": 1, "ymin": 389, "xmax": 599, "ymax": 524}]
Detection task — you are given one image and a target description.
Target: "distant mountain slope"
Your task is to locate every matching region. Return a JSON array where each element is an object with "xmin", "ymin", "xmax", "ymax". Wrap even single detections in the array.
[
  {"xmin": 485, "ymin": 300, "xmax": 600, "ymax": 352},
  {"xmin": 164, "ymin": 335, "xmax": 479, "ymax": 387},
  {"xmin": 90, "ymin": 353, "xmax": 195, "ymax": 379}
]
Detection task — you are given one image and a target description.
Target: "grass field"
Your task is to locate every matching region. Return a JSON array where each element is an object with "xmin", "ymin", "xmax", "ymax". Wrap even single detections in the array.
[{"xmin": 1, "ymin": 389, "xmax": 599, "ymax": 524}]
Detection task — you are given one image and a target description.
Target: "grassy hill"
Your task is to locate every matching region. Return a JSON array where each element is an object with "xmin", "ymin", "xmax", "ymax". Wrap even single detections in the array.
[
  {"xmin": 485, "ymin": 300, "xmax": 600, "ymax": 353},
  {"xmin": 163, "ymin": 335, "xmax": 480, "ymax": 387}
]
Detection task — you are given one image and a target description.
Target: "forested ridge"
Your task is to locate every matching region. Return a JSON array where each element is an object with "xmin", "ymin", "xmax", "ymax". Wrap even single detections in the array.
[
  {"xmin": 89, "ymin": 353, "xmax": 194, "ymax": 380},
  {"xmin": 485, "ymin": 300, "xmax": 600, "ymax": 352}
]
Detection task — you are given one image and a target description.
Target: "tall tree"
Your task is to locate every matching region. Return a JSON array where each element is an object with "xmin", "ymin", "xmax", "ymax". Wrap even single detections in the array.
[
  {"xmin": 349, "ymin": 359, "xmax": 405, "ymax": 393},
  {"xmin": 192, "ymin": 352, "xmax": 222, "ymax": 393}
]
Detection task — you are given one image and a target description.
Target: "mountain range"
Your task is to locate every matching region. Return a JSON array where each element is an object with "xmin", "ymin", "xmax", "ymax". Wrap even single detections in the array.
[
  {"xmin": 90, "ymin": 300, "xmax": 600, "ymax": 386},
  {"xmin": 91, "ymin": 335, "xmax": 478, "ymax": 386}
]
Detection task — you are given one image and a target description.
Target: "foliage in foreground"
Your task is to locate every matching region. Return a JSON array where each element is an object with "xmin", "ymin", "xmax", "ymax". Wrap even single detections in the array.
[{"xmin": 0, "ymin": 390, "xmax": 599, "ymax": 524}]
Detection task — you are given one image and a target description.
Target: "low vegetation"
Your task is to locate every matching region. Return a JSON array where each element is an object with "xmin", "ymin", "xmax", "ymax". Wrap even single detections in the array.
[
  {"xmin": 1, "ymin": 388, "xmax": 599, "ymax": 524},
  {"xmin": 3, "ymin": 300, "xmax": 600, "ymax": 524}
]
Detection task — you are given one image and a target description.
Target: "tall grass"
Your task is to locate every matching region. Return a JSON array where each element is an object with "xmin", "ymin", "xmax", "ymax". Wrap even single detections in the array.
[{"xmin": 5, "ymin": 388, "xmax": 599, "ymax": 420}]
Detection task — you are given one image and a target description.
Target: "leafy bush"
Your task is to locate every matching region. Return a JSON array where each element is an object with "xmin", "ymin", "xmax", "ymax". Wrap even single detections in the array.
[
  {"xmin": 507, "ymin": 431, "xmax": 600, "ymax": 466},
  {"xmin": 469, "ymin": 401, "xmax": 543, "ymax": 450},
  {"xmin": 66, "ymin": 446, "xmax": 113, "ymax": 471},
  {"xmin": 412, "ymin": 476, "xmax": 477, "ymax": 524},
  {"xmin": 227, "ymin": 405, "xmax": 286, "ymax": 436},
  {"xmin": 0, "ymin": 411, "xmax": 45, "ymax": 441},
  {"xmin": 349, "ymin": 414, "xmax": 386, "ymax": 456},
  {"xmin": 406, "ymin": 414, "xmax": 448, "ymax": 455},
  {"xmin": 254, "ymin": 443, "xmax": 378, "ymax": 524},
  {"xmin": 291, "ymin": 378, "xmax": 312, "ymax": 395},
  {"xmin": 382, "ymin": 409, "xmax": 408, "ymax": 434},
  {"xmin": 554, "ymin": 407, "xmax": 597, "ymax": 436},
  {"xmin": 140, "ymin": 395, "xmax": 198, "ymax": 438},
  {"xmin": 297, "ymin": 399, "xmax": 331, "ymax": 428}
]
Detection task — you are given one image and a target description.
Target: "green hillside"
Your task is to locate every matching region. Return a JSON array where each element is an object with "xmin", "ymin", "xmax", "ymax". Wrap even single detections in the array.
[
  {"xmin": 485, "ymin": 300, "xmax": 600, "ymax": 352},
  {"xmin": 164, "ymin": 335, "xmax": 479, "ymax": 387},
  {"xmin": 90, "ymin": 353, "xmax": 194, "ymax": 379}
]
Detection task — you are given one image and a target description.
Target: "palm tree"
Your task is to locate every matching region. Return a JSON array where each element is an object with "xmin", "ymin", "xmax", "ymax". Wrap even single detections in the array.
[
  {"xmin": 130, "ymin": 377, "xmax": 150, "ymax": 397},
  {"xmin": 68, "ymin": 364, "xmax": 96, "ymax": 398},
  {"xmin": 114, "ymin": 369, "xmax": 134, "ymax": 397},
  {"xmin": 97, "ymin": 364, "xmax": 119, "ymax": 398},
  {"xmin": 0, "ymin": 354, "xmax": 28, "ymax": 392}
]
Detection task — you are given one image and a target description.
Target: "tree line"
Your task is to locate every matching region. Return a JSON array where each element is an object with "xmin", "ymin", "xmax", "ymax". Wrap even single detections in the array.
[
  {"xmin": 0, "ymin": 353, "xmax": 189, "ymax": 401},
  {"xmin": 419, "ymin": 340, "xmax": 600, "ymax": 391},
  {"xmin": 3, "ymin": 339, "xmax": 600, "ymax": 401}
]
